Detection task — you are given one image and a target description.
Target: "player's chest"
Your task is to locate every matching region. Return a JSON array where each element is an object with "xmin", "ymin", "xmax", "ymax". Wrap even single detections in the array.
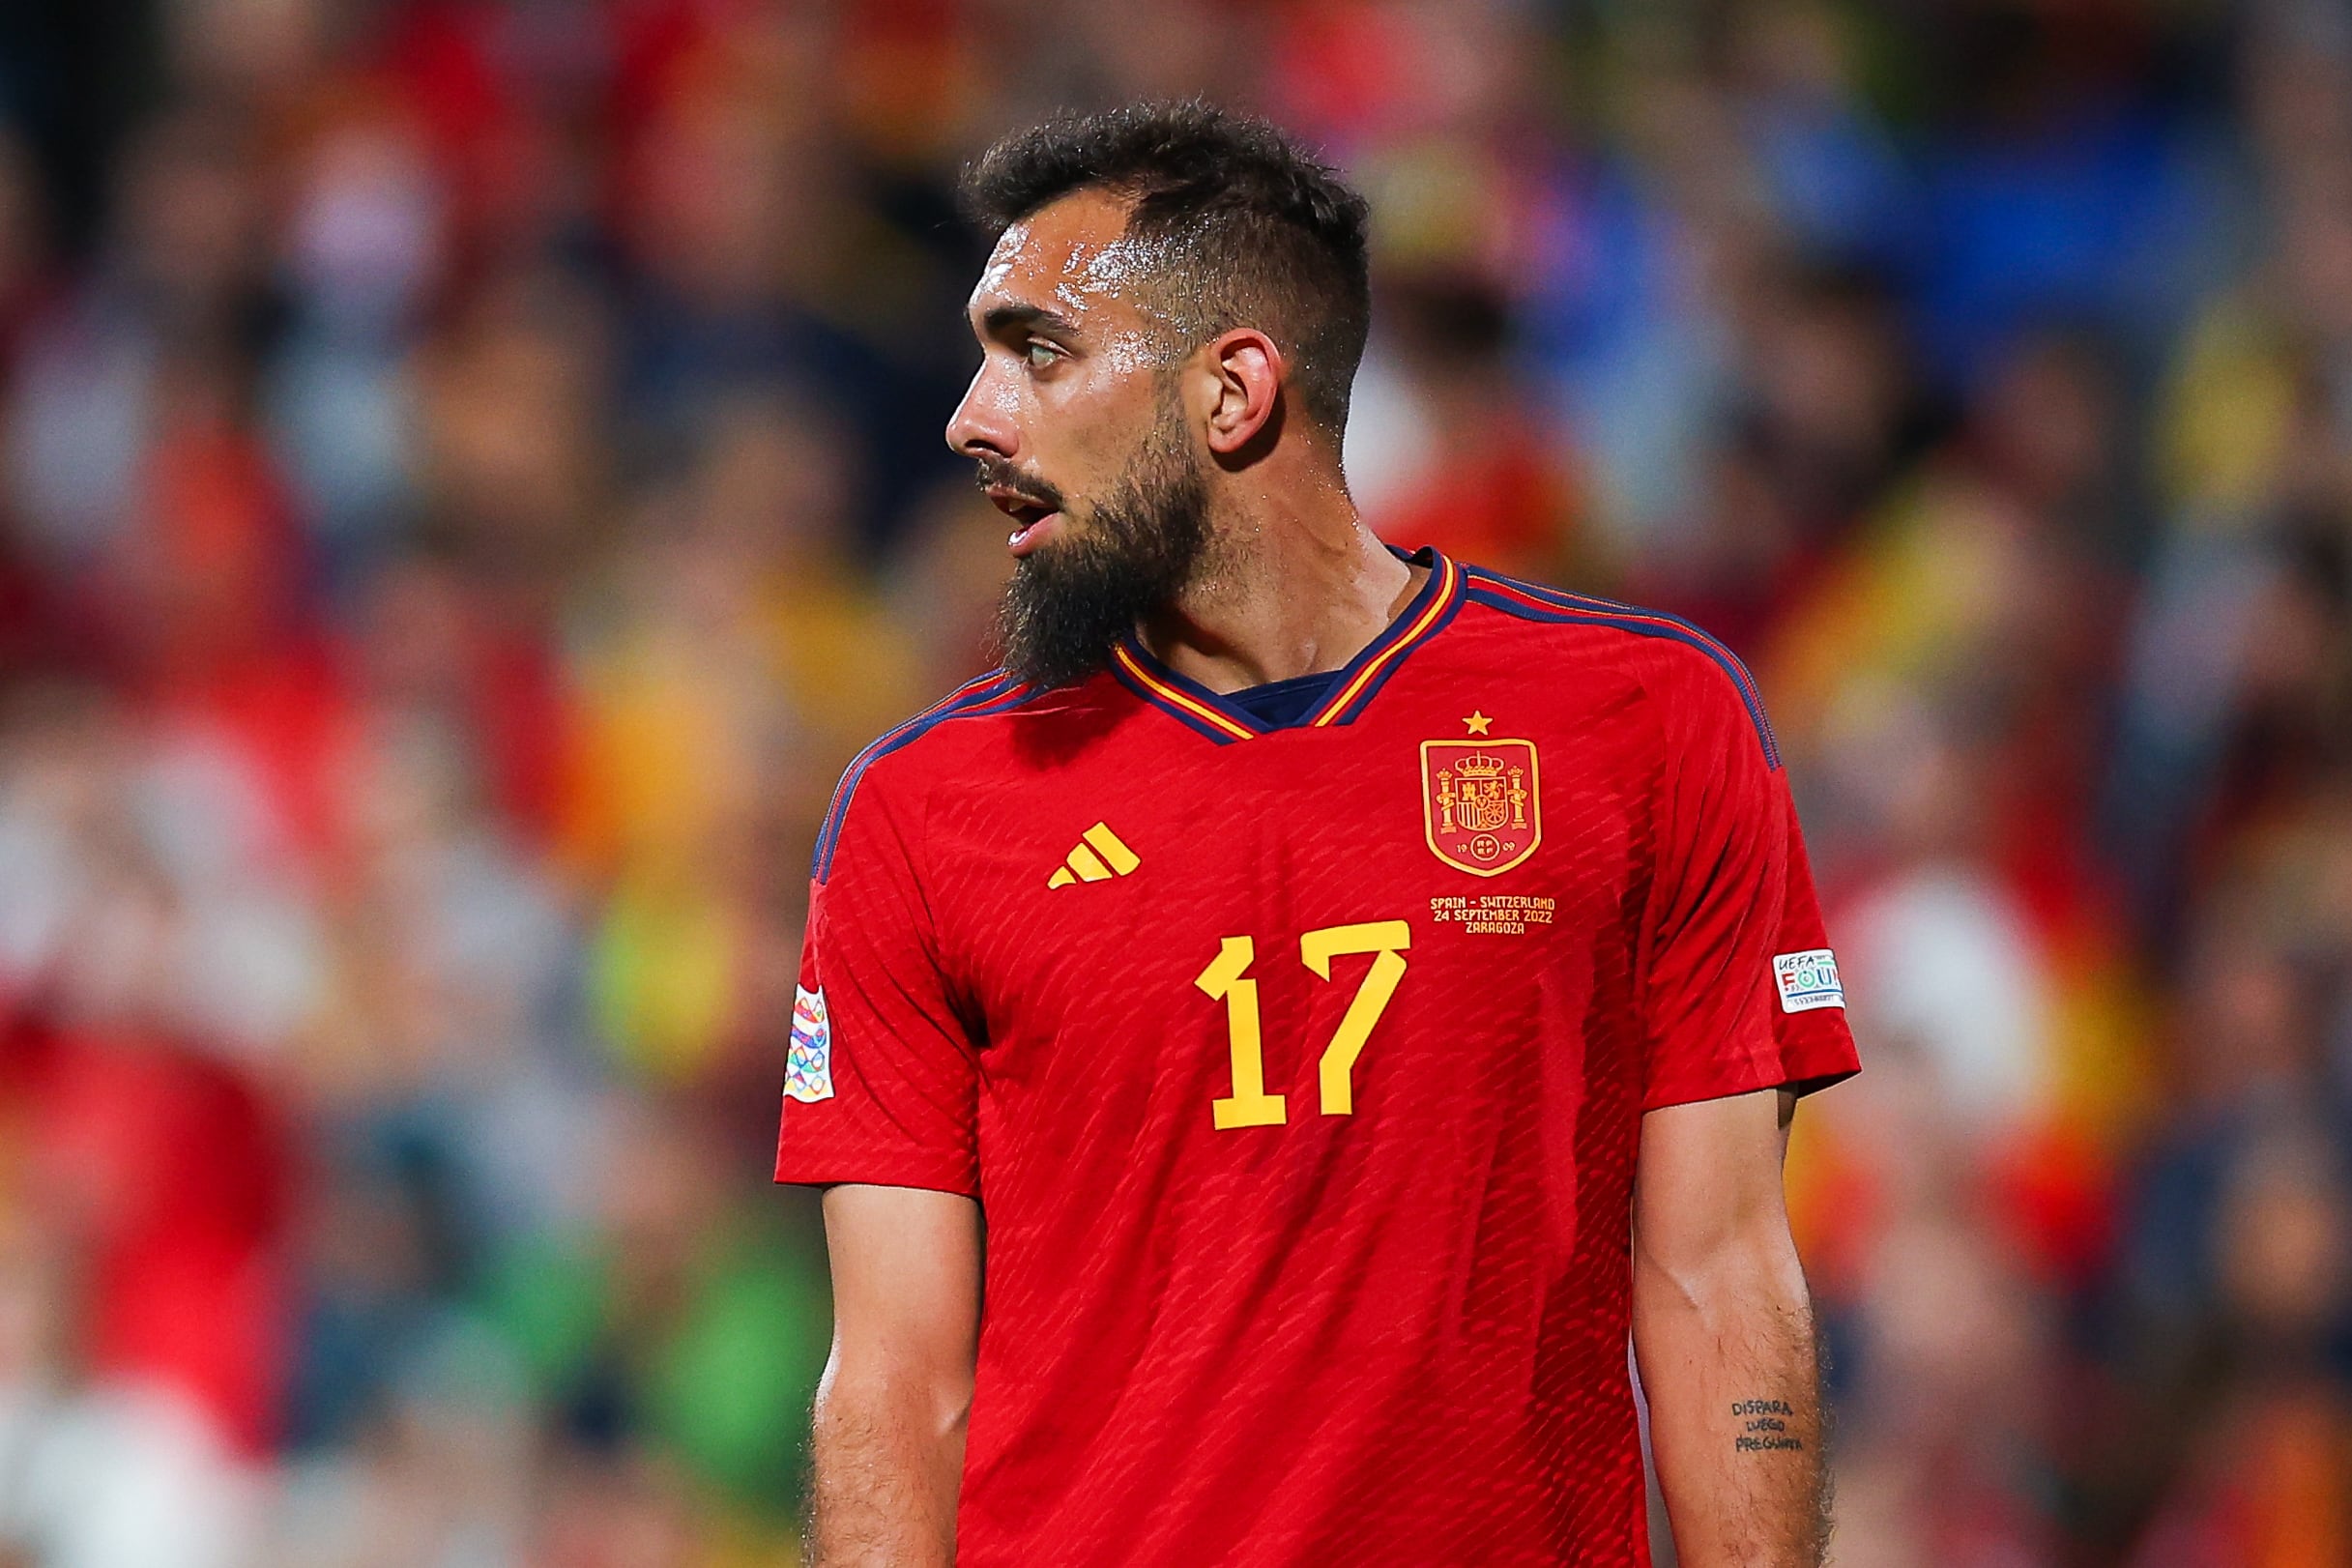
[{"xmin": 926, "ymin": 699, "xmax": 1654, "ymax": 1057}]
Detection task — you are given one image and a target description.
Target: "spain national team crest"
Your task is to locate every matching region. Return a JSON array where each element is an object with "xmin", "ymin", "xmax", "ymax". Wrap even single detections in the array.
[{"xmin": 1420, "ymin": 738, "xmax": 1542, "ymax": 876}]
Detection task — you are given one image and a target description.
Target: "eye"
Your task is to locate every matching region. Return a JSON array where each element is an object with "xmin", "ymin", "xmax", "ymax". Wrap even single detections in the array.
[{"xmin": 1024, "ymin": 338, "xmax": 1060, "ymax": 371}]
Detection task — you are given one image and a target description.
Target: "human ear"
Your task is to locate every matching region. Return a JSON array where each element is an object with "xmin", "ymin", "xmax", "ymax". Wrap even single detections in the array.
[{"xmin": 1198, "ymin": 329, "xmax": 1285, "ymax": 457}]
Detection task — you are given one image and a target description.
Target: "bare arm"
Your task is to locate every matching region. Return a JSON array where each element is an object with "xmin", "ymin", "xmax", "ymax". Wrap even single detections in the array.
[
  {"xmin": 809, "ymin": 1183, "xmax": 983, "ymax": 1568},
  {"xmin": 1632, "ymin": 1088, "xmax": 1828, "ymax": 1568}
]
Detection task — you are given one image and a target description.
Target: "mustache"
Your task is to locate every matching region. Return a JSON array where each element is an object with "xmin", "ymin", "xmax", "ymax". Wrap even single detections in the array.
[{"xmin": 973, "ymin": 456, "xmax": 1064, "ymax": 514}]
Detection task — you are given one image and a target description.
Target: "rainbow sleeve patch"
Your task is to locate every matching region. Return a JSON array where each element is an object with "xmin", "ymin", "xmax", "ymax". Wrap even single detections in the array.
[{"xmin": 786, "ymin": 985, "xmax": 834, "ymax": 1102}]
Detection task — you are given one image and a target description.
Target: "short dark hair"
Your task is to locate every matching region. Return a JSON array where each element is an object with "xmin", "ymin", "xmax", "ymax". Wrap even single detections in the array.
[{"xmin": 959, "ymin": 101, "xmax": 1373, "ymax": 441}]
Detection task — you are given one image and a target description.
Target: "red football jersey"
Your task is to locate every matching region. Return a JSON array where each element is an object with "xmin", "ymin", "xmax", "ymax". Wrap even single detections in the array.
[{"xmin": 776, "ymin": 548, "xmax": 1858, "ymax": 1567}]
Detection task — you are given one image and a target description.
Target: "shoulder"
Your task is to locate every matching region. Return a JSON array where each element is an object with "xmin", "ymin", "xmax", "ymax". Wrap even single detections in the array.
[
  {"xmin": 811, "ymin": 672, "xmax": 1060, "ymax": 884},
  {"xmin": 1454, "ymin": 564, "xmax": 1780, "ymax": 769}
]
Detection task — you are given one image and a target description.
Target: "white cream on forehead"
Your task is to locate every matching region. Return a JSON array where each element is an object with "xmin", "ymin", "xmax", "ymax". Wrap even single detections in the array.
[
  {"xmin": 972, "ymin": 220, "xmax": 1181, "ymax": 377},
  {"xmin": 974, "ymin": 222, "xmax": 1029, "ymax": 298},
  {"xmin": 1064, "ymin": 236, "xmax": 1180, "ymax": 374},
  {"xmin": 1068, "ymin": 231, "xmax": 1195, "ymax": 320}
]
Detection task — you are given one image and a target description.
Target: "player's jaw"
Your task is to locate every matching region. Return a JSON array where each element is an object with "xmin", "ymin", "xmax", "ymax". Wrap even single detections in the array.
[{"xmin": 985, "ymin": 406, "xmax": 1212, "ymax": 691}]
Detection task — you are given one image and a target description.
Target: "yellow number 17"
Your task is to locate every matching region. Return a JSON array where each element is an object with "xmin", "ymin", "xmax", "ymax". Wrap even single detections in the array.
[{"xmin": 1194, "ymin": 919, "xmax": 1411, "ymax": 1129}]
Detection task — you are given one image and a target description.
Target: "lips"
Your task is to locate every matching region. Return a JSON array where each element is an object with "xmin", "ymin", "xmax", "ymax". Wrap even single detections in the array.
[
  {"xmin": 985, "ymin": 484, "xmax": 1064, "ymax": 557},
  {"xmin": 988, "ymin": 488, "xmax": 1056, "ymax": 528}
]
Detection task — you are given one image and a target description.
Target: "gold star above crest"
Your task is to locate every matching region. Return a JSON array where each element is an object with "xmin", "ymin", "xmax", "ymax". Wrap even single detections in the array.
[{"xmin": 1464, "ymin": 711, "xmax": 1493, "ymax": 736}]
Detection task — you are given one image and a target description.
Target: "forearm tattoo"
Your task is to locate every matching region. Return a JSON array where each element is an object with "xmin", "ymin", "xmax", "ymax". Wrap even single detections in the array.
[{"xmin": 1730, "ymin": 1398, "xmax": 1805, "ymax": 1453}]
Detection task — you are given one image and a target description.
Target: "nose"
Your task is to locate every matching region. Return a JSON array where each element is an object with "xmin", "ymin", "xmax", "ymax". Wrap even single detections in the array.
[{"xmin": 945, "ymin": 363, "xmax": 1018, "ymax": 461}]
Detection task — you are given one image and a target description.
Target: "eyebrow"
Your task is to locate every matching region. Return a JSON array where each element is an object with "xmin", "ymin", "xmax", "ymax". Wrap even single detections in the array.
[{"xmin": 980, "ymin": 303, "xmax": 1080, "ymax": 338}]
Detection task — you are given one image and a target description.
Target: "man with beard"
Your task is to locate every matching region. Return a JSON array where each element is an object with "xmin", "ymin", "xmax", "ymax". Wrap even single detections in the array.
[{"xmin": 773, "ymin": 102, "xmax": 1857, "ymax": 1568}]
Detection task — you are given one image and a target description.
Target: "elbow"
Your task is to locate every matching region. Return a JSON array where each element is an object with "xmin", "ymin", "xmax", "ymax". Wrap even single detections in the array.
[
  {"xmin": 815, "ymin": 1344, "xmax": 974, "ymax": 1449},
  {"xmin": 1633, "ymin": 1223, "xmax": 1813, "ymax": 1325}
]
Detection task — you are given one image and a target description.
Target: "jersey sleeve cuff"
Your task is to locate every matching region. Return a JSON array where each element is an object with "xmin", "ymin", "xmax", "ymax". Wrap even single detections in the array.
[
  {"xmin": 773, "ymin": 1147, "xmax": 979, "ymax": 1198},
  {"xmin": 1641, "ymin": 1039, "xmax": 1861, "ymax": 1113}
]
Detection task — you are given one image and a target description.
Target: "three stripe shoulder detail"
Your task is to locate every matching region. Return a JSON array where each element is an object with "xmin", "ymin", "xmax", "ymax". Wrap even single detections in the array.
[
  {"xmin": 1461, "ymin": 567, "xmax": 1781, "ymax": 769},
  {"xmin": 811, "ymin": 672, "xmax": 1037, "ymax": 883}
]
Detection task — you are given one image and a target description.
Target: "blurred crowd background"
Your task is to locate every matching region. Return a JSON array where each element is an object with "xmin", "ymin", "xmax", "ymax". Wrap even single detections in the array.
[{"xmin": 0, "ymin": 0, "xmax": 2348, "ymax": 1564}]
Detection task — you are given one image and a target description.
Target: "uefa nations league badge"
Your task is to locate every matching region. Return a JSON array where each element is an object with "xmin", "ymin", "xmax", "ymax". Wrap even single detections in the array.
[{"xmin": 786, "ymin": 985, "xmax": 835, "ymax": 1102}]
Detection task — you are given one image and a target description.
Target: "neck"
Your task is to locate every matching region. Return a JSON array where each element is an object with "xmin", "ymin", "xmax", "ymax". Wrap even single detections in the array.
[{"xmin": 1136, "ymin": 466, "xmax": 1420, "ymax": 693}]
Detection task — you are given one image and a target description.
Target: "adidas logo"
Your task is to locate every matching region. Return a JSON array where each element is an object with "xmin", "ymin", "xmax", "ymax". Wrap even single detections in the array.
[{"xmin": 1048, "ymin": 822, "xmax": 1141, "ymax": 888}]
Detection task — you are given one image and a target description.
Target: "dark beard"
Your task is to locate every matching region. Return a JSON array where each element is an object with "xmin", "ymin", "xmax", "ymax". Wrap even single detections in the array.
[{"xmin": 991, "ymin": 409, "xmax": 1211, "ymax": 690}]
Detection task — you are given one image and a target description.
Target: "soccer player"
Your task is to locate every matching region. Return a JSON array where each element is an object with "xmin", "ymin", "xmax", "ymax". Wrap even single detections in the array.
[{"xmin": 775, "ymin": 102, "xmax": 1859, "ymax": 1568}]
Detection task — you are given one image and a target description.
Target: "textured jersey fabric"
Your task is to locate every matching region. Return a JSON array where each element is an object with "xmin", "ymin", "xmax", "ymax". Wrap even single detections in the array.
[{"xmin": 776, "ymin": 547, "xmax": 1859, "ymax": 1567}]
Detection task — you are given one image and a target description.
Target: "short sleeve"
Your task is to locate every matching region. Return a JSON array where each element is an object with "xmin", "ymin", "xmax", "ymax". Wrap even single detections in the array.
[
  {"xmin": 1638, "ymin": 661, "xmax": 1859, "ymax": 1112},
  {"xmin": 773, "ymin": 768, "xmax": 980, "ymax": 1195}
]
